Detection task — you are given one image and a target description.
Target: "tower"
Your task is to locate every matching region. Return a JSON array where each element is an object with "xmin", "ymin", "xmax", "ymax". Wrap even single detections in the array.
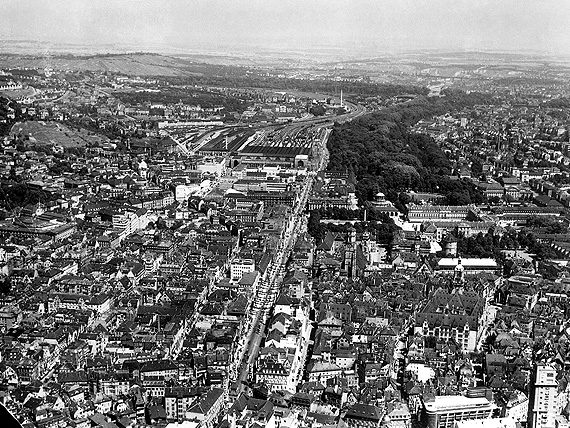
[
  {"xmin": 454, "ymin": 258, "xmax": 465, "ymax": 284},
  {"xmin": 362, "ymin": 230, "xmax": 371, "ymax": 252},
  {"xmin": 442, "ymin": 235, "xmax": 458, "ymax": 257},
  {"xmin": 529, "ymin": 364, "xmax": 558, "ymax": 428},
  {"xmin": 138, "ymin": 159, "xmax": 148, "ymax": 180},
  {"xmin": 348, "ymin": 227, "xmax": 356, "ymax": 245},
  {"xmin": 42, "ymin": 46, "xmax": 53, "ymax": 77},
  {"xmin": 340, "ymin": 89, "xmax": 343, "ymax": 107}
]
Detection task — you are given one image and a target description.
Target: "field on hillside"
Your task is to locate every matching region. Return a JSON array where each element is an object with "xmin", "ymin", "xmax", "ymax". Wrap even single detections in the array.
[
  {"xmin": 0, "ymin": 87, "xmax": 36, "ymax": 99},
  {"xmin": 0, "ymin": 53, "xmax": 198, "ymax": 77},
  {"xmin": 11, "ymin": 121, "xmax": 109, "ymax": 147}
]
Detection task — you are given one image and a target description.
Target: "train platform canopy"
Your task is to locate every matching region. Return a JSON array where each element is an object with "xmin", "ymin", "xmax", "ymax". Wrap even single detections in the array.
[{"xmin": 239, "ymin": 146, "xmax": 310, "ymax": 157}]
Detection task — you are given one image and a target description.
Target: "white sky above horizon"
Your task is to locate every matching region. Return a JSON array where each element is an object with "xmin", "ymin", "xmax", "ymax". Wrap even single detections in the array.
[{"xmin": 1, "ymin": 0, "xmax": 569, "ymax": 55}]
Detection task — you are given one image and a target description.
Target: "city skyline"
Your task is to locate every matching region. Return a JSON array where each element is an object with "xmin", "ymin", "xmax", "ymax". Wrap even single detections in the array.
[{"xmin": 3, "ymin": 1, "xmax": 570, "ymax": 427}]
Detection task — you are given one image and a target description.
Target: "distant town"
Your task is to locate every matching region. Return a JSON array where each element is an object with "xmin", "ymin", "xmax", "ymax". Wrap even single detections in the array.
[{"xmin": 1, "ymin": 49, "xmax": 570, "ymax": 428}]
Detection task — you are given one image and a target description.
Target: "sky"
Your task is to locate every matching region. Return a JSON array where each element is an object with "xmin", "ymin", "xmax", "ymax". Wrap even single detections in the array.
[{"xmin": 1, "ymin": 0, "xmax": 570, "ymax": 55}]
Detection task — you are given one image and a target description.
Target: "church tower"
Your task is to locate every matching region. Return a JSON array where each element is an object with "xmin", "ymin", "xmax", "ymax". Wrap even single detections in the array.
[{"xmin": 454, "ymin": 258, "xmax": 465, "ymax": 284}]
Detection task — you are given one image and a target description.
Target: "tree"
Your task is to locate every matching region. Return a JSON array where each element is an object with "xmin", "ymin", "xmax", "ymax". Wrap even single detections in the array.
[
  {"xmin": 309, "ymin": 105, "xmax": 326, "ymax": 116},
  {"xmin": 307, "ymin": 210, "xmax": 325, "ymax": 242},
  {"xmin": 471, "ymin": 158, "xmax": 483, "ymax": 177},
  {"xmin": 446, "ymin": 191, "xmax": 471, "ymax": 205},
  {"xmin": 488, "ymin": 196, "xmax": 501, "ymax": 205},
  {"xmin": 326, "ymin": 89, "xmax": 494, "ymax": 203},
  {"xmin": 526, "ymin": 216, "xmax": 568, "ymax": 234},
  {"xmin": 0, "ymin": 277, "xmax": 11, "ymax": 295}
]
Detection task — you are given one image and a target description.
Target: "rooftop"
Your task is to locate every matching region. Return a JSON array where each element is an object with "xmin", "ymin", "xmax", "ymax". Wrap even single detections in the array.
[
  {"xmin": 438, "ymin": 258, "xmax": 497, "ymax": 268},
  {"xmin": 424, "ymin": 395, "xmax": 495, "ymax": 413}
]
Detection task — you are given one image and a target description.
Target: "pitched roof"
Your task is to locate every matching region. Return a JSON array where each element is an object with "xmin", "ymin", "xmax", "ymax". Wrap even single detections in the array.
[
  {"xmin": 344, "ymin": 403, "xmax": 383, "ymax": 422},
  {"xmin": 188, "ymin": 388, "xmax": 224, "ymax": 415}
]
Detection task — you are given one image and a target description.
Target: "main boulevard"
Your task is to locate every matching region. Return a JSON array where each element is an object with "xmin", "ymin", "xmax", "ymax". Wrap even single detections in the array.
[{"xmin": 229, "ymin": 104, "xmax": 364, "ymax": 395}]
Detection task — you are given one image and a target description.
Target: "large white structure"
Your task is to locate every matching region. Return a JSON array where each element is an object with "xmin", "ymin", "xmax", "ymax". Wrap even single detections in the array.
[
  {"xmin": 230, "ymin": 259, "xmax": 255, "ymax": 282},
  {"xmin": 197, "ymin": 157, "xmax": 226, "ymax": 177},
  {"xmin": 422, "ymin": 396, "xmax": 496, "ymax": 428},
  {"xmin": 437, "ymin": 258, "xmax": 498, "ymax": 274},
  {"xmin": 408, "ymin": 205, "xmax": 473, "ymax": 223},
  {"xmin": 175, "ymin": 184, "xmax": 201, "ymax": 202},
  {"xmin": 112, "ymin": 209, "xmax": 149, "ymax": 241},
  {"xmin": 529, "ymin": 364, "xmax": 558, "ymax": 428},
  {"xmin": 454, "ymin": 417, "xmax": 517, "ymax": 428}
]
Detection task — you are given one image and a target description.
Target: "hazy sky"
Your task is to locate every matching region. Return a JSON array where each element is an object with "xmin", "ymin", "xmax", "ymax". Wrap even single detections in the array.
[{"xmin": 1, "ymin": 0, "xmax": 570, "ymax": 55}]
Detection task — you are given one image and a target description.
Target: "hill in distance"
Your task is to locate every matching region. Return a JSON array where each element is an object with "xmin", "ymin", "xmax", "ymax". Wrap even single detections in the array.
[{"xmin": 0, "ymin": 52, "xmax": 213, "ymax": 77}]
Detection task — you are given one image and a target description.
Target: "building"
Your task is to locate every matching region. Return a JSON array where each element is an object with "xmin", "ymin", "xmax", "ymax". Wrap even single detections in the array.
[
  {"xmin": 197, "ymin": 157, "xmax": 227, "ymax": 177},
  {"xmin": 238, "ymin": 271, "xmax": 260, "ymax": 295},
  {"xmin": 493, "ymin": 206, "xmax": 563, "ymax": 225},
  {"xmin": 422, "ymin": 396, "xmax": 496, "ymax": 428},
  {"xmin": 0, "ymin": 216, "xmax": 76, "ymax": 242},
  {"xmin": 164, "ymin": 387, "xmax": 197, "ymax": 421},
  {"xmin": 528, "ymin": 364, "xmax": 558, "ymax": 428},
  {"xmin": 0, "ymin": 304, "xmax": 23, "ymax": 329},
  {"xmin": 454, "ymin": 417, "xmax": 517, "ymax": 428},
  {"xmin": 307, "ymin": 361, "xmax": 342, "ymax": 383},
  {"xmin": 343, "ymin": 403, "xmax": 383, "ymax": 427},
  {"xmin": 415, "ymin": 288, "xmax": 484, "ymax": 352},
  {"xmin": 502, "ymin": 391, "xmax": 529, "ymax": 424},
  {"xmin": 139, "ymin": 360, "xmax": 179, "ymax": 382},
  {"xmin": 230, "ymin": 259, "xmax": 255, "ymax": 282},
  {"xmin": 186, "ymin": 388, "xmax": 225, "ymax": 428},
  {"xmin": 437, "ymin": 258, "xmax": 499, "ymax": 275},
  {"xmin": 255, "ymin": 359, "xmax": 290, "ymax": 393},
  {"xmin": 408, "ymin": 205, "xmax": 475, "ymax": 223}
]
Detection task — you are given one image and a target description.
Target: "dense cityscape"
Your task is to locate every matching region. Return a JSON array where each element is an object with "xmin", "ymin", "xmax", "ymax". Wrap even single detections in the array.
[{"xmin": 2, "ymin": 3, "xmax": 570, "ymax": 428}]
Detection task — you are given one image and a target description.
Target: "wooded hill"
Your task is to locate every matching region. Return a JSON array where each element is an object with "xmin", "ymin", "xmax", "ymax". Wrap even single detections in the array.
[{"xmin": 327, "ymin": 89, "xmax": 494, "ymax": 204}]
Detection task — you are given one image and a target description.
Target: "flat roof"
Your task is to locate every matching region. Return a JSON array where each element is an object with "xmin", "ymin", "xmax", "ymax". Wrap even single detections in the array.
[
  {"xmin": 438, "ymin": 258, "xmax": 497, "ymax": 267},
  {"xmin": 424, "ymin": 396, "xmax": 495, "ymax": 413}
]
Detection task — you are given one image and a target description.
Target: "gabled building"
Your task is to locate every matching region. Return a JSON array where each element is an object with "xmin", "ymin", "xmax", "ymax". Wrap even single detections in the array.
[
  {"xmin": 415, "ymin": 288, "xmax": 485, "ymax": 352},
  {"xmin": 186, "ymin": 388, "xmax": 225, "ymax": 428}
]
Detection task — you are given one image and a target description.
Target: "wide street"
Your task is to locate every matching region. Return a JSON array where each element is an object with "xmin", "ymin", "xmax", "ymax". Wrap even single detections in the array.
[
  {"xmin": 168, "ymin": 100, "xmax": 367, "ymax": 393},
  {"xmin": 230, "ymin": 103, "xmax": 357, "ymax": 392}
]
